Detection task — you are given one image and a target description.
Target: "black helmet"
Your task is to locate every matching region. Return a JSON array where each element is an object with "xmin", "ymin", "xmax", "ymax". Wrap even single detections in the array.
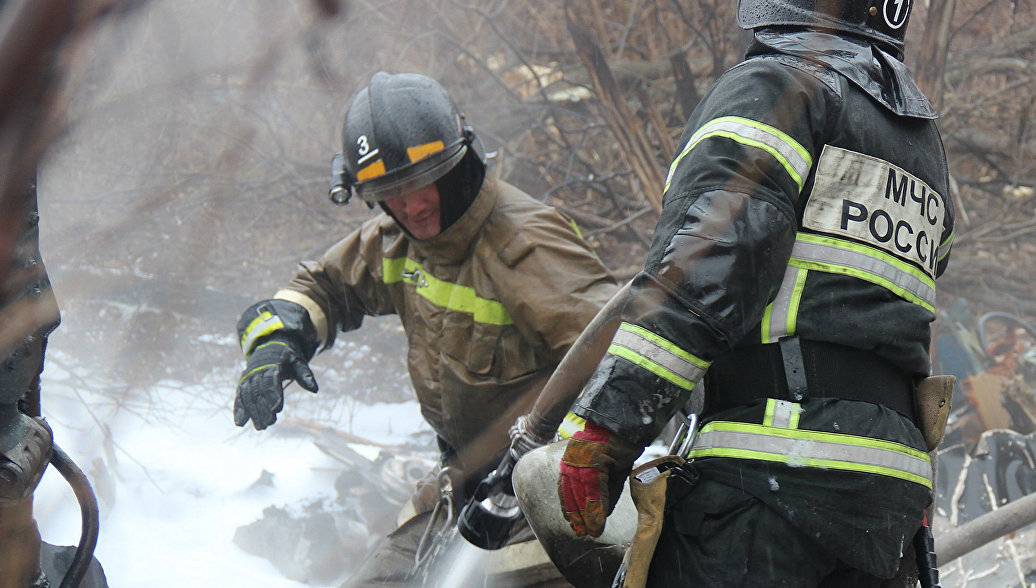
[
  {"xmin": 737, "ymin": 0, "xmax": 912, "ymax": 53},
  {"xmin": 330, "ymin": 72, "xmax": 484, "ymax": 206}
]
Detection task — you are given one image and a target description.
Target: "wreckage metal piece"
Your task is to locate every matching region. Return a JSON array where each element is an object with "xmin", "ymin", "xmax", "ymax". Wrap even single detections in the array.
[
  {"xmin": 512, "ymin": 441, "xmax": 637, "ymax": 587},
  {"xmin": 939, "ymin": 490, "xmax": 1036, "ymax": 564},
  {"xmin": 977, "ymin": 312, "xmax": 1036, "ymax": 354},
  {"xmin": 943, "ymin": 430, "xmax": 1036, "ymax": 526},
  {"xmin": 933, "ymin": 428, "xmax": 1036, "ymax": 579}
]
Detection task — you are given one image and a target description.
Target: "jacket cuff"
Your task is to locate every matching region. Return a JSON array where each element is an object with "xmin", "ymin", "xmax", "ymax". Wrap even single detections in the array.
[
  {"xmin": 237, "ymin": 298, "xmax": 320, "ymax": 359},
  {"xmin": 274, "ymin": 289, "xmax": 328, "ymax": 346},
  {"xmin": 573, "ymin": 354, "xmax": 699, "ymax": 447}
]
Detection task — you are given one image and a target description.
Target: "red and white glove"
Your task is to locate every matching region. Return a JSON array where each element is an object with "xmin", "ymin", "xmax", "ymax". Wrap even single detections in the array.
[{"xmin": 558, "ymin": 420, "xmax": 643, "ymax": 537}]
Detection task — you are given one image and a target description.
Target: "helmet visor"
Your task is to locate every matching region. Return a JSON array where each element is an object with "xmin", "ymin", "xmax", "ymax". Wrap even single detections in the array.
[{"xmin": 354, "ymin": 140, "xmax": 467, "ymax": 203}]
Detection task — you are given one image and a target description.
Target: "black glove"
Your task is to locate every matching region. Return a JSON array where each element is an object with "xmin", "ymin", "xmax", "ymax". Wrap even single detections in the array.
[
  {"xmin": 235, "ymin": 299, "xmax": 320, "ymax": 430},
  {"xmin": 234, "ymin": 334, "xmax": 318, "ymax": 430}
]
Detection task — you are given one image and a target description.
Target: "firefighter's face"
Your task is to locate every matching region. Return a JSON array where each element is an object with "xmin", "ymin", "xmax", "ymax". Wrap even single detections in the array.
[{"xmin": 385, "ymin": 183, "xmax": 442, "ymax": 240}]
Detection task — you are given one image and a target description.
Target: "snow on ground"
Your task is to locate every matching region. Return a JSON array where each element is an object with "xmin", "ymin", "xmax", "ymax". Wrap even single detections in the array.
[{"xmin": 31, "ymin": 352, "xmax": 430, "ymax": 588}]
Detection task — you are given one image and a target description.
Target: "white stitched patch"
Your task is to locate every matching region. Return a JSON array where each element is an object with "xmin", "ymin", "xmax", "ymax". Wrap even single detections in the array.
[{"xmin": 803, "ymin": 145, "xmax": 945, "ymax": 276}]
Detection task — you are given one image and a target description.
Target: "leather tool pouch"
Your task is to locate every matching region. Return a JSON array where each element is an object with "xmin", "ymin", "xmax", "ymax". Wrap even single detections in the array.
[
  {"xmin": 613, "ymin": 456, "xmax": 686, "ymax": 588},
  {"xmin": 913, "ymin": 375, "xmax": 955, "ymax": 452}
]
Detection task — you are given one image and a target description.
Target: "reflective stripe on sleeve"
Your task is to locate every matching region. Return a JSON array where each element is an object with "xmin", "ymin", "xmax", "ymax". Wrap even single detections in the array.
[
  {"xmin": 791, "ymin": 233, "xmax": 936, "ymax": 312},
  {"xmin": 761, "ymin": 266, "xmax": 807, "ymax": 344},
  {"xmin": 240, "ymin": 309, "xmax": 285, "ymax": 356},
  {"xmin": 382, "ymin": 257, "xmax": 513, "ymax": 326},
  {"xmin": 608, "ymin": 322, "xmax": 710, "ymax": 392},
  {"xmin": 666, "ymin": 116, "xmax": 813, "ymax": 193},
  {"xmin": 557, "ymin": 412, "xmax": 586, "ymax": 440},
  {"xmin": 937, "ymin": 231, "xmax": 954, "ymax": 264},
  {"xmin": 687, "ymin": 420, "xmax": 933, "ymax": 488}
]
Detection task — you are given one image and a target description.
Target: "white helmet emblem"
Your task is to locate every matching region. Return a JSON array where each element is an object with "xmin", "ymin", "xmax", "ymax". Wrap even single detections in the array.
[{"xmin": 882, "ymin": 0, "xmax": 911, "ymax": 30}]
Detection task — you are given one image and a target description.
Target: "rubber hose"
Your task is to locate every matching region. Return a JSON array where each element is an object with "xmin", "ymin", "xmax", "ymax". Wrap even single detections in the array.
[{"xmin": 49, "ymin": 443, "xmax": 100, "ymax": 588}]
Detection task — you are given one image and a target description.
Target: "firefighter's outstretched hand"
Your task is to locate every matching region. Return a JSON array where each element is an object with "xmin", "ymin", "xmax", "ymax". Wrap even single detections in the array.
[
  {"xmin": 558, "ymin": 420, "xmax": 643, "ymax": 537},
  {"xmin": 234, "ymin": 334, "xmax": 318, "ymax": 431}
]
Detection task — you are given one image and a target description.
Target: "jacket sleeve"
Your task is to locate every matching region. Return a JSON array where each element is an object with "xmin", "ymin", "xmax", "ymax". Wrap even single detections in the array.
[
  {"xmin": 574, "ymin": 61, "xmax": 831, "ymax": 446},
  {"xmin": 934, "ymin": 136, "xmax": 955, "ymax": 280},
  {"xmin": 276, "ymin": 217, "xmax": 398, "ymax": 350},
  {"xmin": 491, "ymin": 206, "xmax": 620, "ymax": 365}
]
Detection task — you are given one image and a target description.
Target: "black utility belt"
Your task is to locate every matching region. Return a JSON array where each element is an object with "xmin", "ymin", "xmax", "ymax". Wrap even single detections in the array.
[{"xmin": 704, "ymin": 338, "xmax": 916, "ymax": 422}]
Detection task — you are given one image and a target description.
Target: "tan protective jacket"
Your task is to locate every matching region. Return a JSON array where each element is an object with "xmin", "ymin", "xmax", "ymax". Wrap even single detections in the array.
[{"xmin": 276, "ymin": 176, "xmax": 618, "ymax": 473}]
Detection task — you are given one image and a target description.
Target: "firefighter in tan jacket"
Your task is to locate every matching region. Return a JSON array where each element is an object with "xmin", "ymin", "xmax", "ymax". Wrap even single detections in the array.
[{"xmin": 233, "ymin": 72, "xmax": 618, "ymax": 585}]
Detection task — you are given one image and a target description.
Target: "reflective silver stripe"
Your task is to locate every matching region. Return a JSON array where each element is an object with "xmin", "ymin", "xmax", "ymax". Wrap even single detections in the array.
[
  {"xmin": 668, "ymin": 116, "xmax": 812, "ymax": 192},
  {"xmin": 609, "ymin": 323, "xmax": 710, "ymax": 391},
  {"xmin": 792, "ymin": 234, "xmax": 936, "ymax": 311},
  {"xmin": 688, "ymin": 423, "xmax": 933, "ymax": 488},
  {"xmin": 240, "ymin": 311, "xmax": 284, "ymax": 355},
  {"xmin": 762, "ymin": 265, "xmax": 806, "ymax": 343},
  {"xmin": 765, "ymin": 399, "xmax": 798, "ymax": 429}
]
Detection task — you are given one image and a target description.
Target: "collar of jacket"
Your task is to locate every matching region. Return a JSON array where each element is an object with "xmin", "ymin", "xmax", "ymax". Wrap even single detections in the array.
[
  {"xmin": 410, "ymin": 174, "xmax": 498, "ymax": 263},
  {"xmin": 748, "ymin": 29, "xmax": 937, "ymax": 120}
]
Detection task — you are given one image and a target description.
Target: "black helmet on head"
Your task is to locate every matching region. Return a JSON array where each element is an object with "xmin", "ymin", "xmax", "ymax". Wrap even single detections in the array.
[
  {"xmin": 330, "ymin": 72, "xmax": 485, "ymax": 207},
  {"xmin": 737, "ymin": 0, "xmax": 912, "ymax": 54}
]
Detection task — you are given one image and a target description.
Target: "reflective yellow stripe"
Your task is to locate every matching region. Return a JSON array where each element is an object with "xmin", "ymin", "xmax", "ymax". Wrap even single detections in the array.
[
  {"xmin": 937, "ymin": 230, "xmax": 953, "ymax": 263},
  {"xmin": 237, "ymin": 340, "xmax": 289, "ymax": 385},
  {"xmin": 382, "ymin": 257, "xmax": 513, "ymax": 326},
  {"xmin": 761, "ymin": 266, "xmax": 807, "ymax": 344},
  {"xmin": 557, "ymin": 412, "xmax": 586, "ymax": 440},
  {"xmin": 608, "ymin": 322, "xmax": 711, "ymax": 392},
  {"xmin": 407, "ymin": 140, "xmax": 445, "ymax": 163},
  {"xmin": 666, "ymin": 116, "xmax": 812, "ymax": 193},
  {"xmin": 687, "ymin": 420, "xmax": 932, "ymax": 488},
  {"xmin": 791, "ymin": 233, "xmax": 936, "ymax": 312},
  {"xmin": 608, "ymin": 345, "xmax": 696, "ymax": 391},
  {"xmin": 763, "ymin": 399, "xmax": 800, "ymax": 429},
  {"xmin": 357, "ymin": 159, "xmax": 386, "ymax": 181},
  {"xmin": 569, "ymin": 219, "xmax": 583, "ymax": 239},
  {"xmin": 240, "ymin": 310, "xmax": 285, "ymax": 355}
]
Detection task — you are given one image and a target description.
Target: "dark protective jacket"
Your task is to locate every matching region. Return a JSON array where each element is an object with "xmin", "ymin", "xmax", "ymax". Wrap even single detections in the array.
[
  {"xmin": 1, "ymin": 177, "xmax": 60, "ymax": 410},
  {"xmin": 574, "ymin": 30, "xmax": 954, "ymax": 578},
  {"xmin": 277, "ymin": 175, "xmax": 619, "ymax": 479}
]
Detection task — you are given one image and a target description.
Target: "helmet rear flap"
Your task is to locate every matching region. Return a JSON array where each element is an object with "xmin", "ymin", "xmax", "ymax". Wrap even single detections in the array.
[{"xmin": 737, "ymin": 0, "xmax": 912, "ymax": 55}]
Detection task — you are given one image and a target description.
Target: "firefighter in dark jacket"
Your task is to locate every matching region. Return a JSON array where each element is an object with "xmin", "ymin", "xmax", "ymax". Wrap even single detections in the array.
[
  {"xmin": 557, "ymin": 1, "xmax": 955, "ymax": 585},
  {"xmin": 233, "ymin": 72, "xmax": 618, "ymax": 585}
]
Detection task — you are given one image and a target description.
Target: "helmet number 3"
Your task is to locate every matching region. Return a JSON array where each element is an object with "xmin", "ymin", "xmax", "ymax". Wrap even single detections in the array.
[
  {"xmin": 882, "ymin": 0, "xmax": 910, "ymax": 29},
  {"xmin": 356, "ymin": 135, "xmax": 379, "ymax": 165}
]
